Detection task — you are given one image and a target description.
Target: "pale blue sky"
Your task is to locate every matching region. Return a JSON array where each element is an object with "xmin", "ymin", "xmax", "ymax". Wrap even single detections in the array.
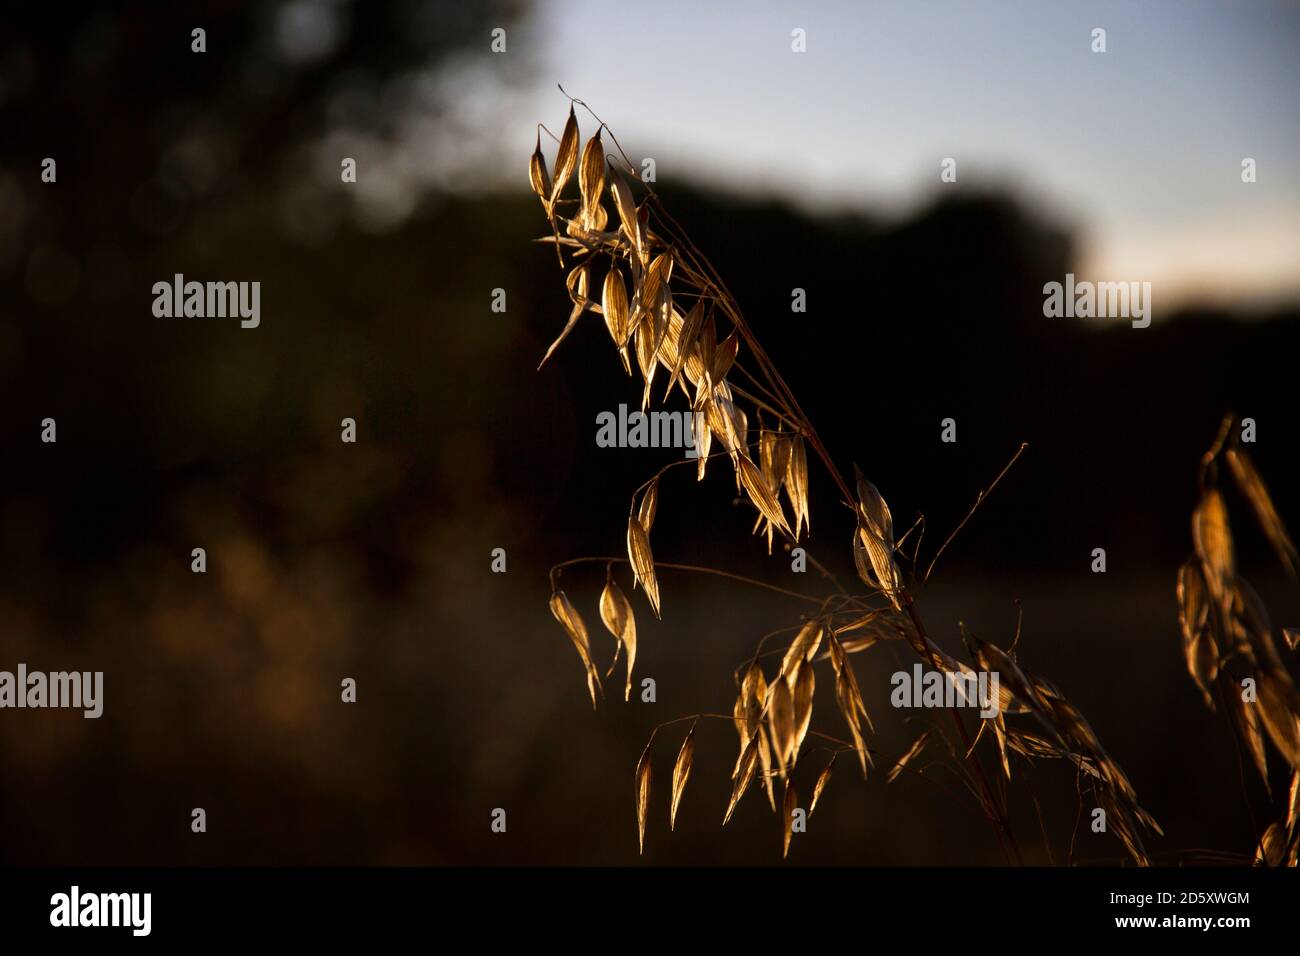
[{"xmin": 516, "ymin": 0, "xmax": 1300, "ymax": 307}]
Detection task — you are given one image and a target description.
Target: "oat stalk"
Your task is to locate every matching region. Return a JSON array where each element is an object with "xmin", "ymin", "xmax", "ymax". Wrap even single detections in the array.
[{"xmin": 532, "ymin": 96, "xmax": 1160, "ymax": 865}]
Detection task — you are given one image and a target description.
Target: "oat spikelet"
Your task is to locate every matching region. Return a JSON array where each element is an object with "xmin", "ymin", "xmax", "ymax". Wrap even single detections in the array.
[
  {"xmin": 854, "ymin": 469, "xmax": 902, "ymax": 610},
  {"xmin": 724, "ymin": 735, "xmax": 758, "ymax": 825},
  {"xmin": 634, "ymin": 317, "xmax": 658, "ymax": 402},
  {"xmin": 693, "ymin": 395, "xmax": 713, "ymax": 481},
  {"xmin": 550, "ymin": 590, "xmax": 601, "ymax": 708},
  {"xmin": 1256, "ymin": 821, "xmax": 1287, "ymax": 866},
  {"xmin": 707, "ymin": 394, "xmax": 746, "ymax": 461},
  {"xmin": 767, "ymin": 676, "xmax": 796, "ymax": 772},
  {"xmin": 786, "ymin": 437, "xmax": 810, "ymax": 539},
  {"xmin": 549, "ymin": 104, "xmax": 579, "ymax": 206},
  {"xmin": 735, "ymin": 663, "xmax": 766, "ymax": 756},
  {"xmin": 828, "ymin": 634, "xmax": 872, "ymax": 777},
  {"xmin": 635, "ymin": 734, "xmax": 653, "ymax": 854},
  {"xmin": 670, "ymin": 721, "xmax": 696, "ymax": 830},
  {"xmin": 1224, "ymin": 676, "xmax": 1270, "ymax": 788},
  {"xmin": 759, "ymin": 431, "xmax": 786, "ymax": 492},
  {"xmin": 637, "ymin": 480, "xmax": 659, "ymax": 533},
  {"xmin": 791, "ymin": 661, "xmax": 816, "ymax": 762},
  {"xmin": 601, "ymin": 265, "xmax": 631, "ymax": 373},
  {"xmin": 665, "ymin": 299, "xmax": 705, "ymax": 399},
  {"xmin": 529, "ymin": 132, "xmax": 552, "ymax": 210},
  {"xmin": 1257, "ymin": 670, "xmax": 1300, "ymax": 769},
  {"xmin": 599, "ymin": 574, "xmax": 638, "ymax": 701},
  {"xmin": 1176, "ymin": 558, "xmax": 1219, "ymax": 708},
  {"xmin": 578, "ymin": 129, "xmax": 606, "ymax": 228},
  {"xmin": 626, "ymin": 515, "xmax": 661, "ymax": 618},
  {"xmin": 781, "ymin": 780, "xmax": 798, "ymax": 859},
  {"xmin": 1226, "ymin": 447, "xmax": 1299, "ymax": 577},
  {"xmin": 1192, "ymin": 488, "xmax": 1235, "ymax": 605},
  {"xmin": 758, "ymin": 728, "xmax": 777, "ymax": 811},
  {"xmin": 887, "ymin": 730, "xmax": 931, "ymax": 784},
  {"xmin": 637, "ymin": 252, "xmax": 673, "ymax": 331},
  {"xmin": 608, "ymin": 168, "xmax": 640, "ymax": 260},
  {"xmin": 536, "ymin": 261, "xmax": 591, "ymax": 370},
  {"xmin": 809, "ymin": 753, "xmax": 836, "ymax": 815},
  {"xmin": 990, "ymin": 714, "xmax": 1011, "ymax": 781},
  {"xmin": 738, "ymin": 455, "xmax": 791, "ymax": 536},
  {"xmin": 711, "ymin": 331, "xmax": 738, "ymax": 384},
  {"xmin": 780, "ymin": 620, "xmax": 823, "ymax": 679}
]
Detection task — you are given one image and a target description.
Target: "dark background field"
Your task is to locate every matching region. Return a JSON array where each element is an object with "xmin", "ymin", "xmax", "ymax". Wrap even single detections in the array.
[{"xmin": 1, "ymin": 0, "xmax": 1297, "ymax": 865}]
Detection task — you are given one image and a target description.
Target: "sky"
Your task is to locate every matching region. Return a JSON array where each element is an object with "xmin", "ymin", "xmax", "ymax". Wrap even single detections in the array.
[{"xmin": 513, "ymin": 0, "xmax": 1300, "ymax": 310}]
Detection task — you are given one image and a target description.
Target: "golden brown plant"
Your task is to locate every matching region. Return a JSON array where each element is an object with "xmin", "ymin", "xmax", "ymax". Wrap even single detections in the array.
[
  {"xmin": 534, "ymin": 96, "xmax": 1161, "ymax": 865},
  {"xmin": 1178, "ymin": 414, "xmax": 1300, "ymax": 866}
]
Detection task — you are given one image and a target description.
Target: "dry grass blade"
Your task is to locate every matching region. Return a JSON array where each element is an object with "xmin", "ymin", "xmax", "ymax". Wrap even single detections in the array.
[
  {"xmin": 810, "ymin": 753, "xmax": 836, "ymax": 815},
  {"xmin": 626, "ymin": 515, "xmax": 661, "ymax": 618},
  {"xmin": 1226, "ymin": 447, "xmax": 1299, "ymax": 577},
  {"xmin": 549, "ymin": 104, "xmax": 579, "ymax": 206},
  {"xmin": 550, "ymin": 589, "xmax": 601, "ymax": 708},
  {"xmin": 670, "ymin": 721, "xmax": 696, "ymax": 830},
  {"xmin": 782, "ymin": 781, "xmax": 797, "ymax": 859},
  {"xmin": 599, "ymin": 574, "xmax": 638, "ymax": 701},
  {"xmin": 887, "ymin": 730, "xmax": 931, "ymax": 784},
  {"xmin": 635, "ymin": 734, "xmax": 653, "ymax": 854}
]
